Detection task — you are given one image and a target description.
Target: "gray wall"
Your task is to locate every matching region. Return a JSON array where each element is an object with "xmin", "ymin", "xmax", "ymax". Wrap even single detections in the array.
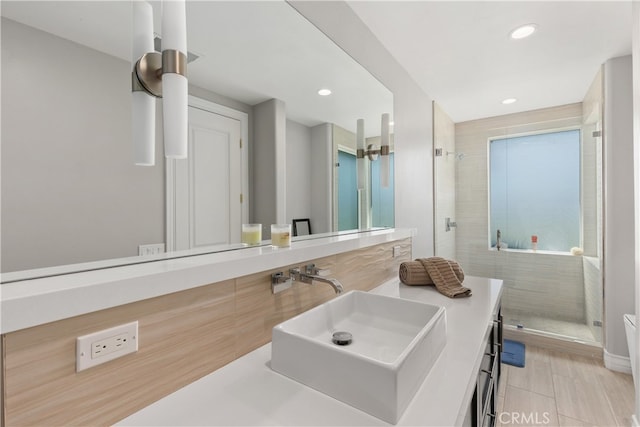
[
  {"xmin": 603, "ymin": 55, "xmax": 635, "ymax": 359},
  {"xmin": 310, "ymin": 123, "xmax": 333, "ymax": 233},
  {"xmin": 291, "ymin": 1, "xmax": 435, "ymax": 258},
  {"xmin": 285, "ymin": 120, "xmax": 312, "ymax": 224},
  {"xmin": 252, "ymin": 98, "xmax": 287, "ymax": 238},
  {"xmin": 1, "ymin": 18, "xmax": 164, "ymax": 272},
  {"xmin": 1, "ymin": 18, "xmax": 256, "ymax": 273}
]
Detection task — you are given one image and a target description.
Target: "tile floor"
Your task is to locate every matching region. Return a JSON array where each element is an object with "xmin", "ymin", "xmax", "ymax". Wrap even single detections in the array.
[
  {"xmin": 502, "ymin": 310, "xmax": 599, "ymax": 344},
  {"xmin": 497, "ymin": 346, "xmax": 635, "ymax": 427}
]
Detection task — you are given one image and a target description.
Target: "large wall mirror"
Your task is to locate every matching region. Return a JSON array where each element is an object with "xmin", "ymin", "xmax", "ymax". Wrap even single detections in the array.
[{"xmin": 1, "ymin": 1, "xmax": 393, "ymax": 279}]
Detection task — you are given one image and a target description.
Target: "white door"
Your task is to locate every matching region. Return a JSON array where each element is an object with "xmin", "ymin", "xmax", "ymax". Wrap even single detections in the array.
[{"xmin": 169, "ymin": 104, "xmax": 244, "ymax": 251}]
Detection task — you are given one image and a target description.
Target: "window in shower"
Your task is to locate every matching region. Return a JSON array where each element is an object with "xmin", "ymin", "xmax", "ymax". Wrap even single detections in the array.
[{"xmin": 489, "ymin": 128, "xmax": 581, "ymax": 252}]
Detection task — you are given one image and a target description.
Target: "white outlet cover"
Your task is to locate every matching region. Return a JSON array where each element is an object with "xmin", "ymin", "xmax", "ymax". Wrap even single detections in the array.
[{"xmin": 76, "ymin": 321, "xmax": 139, "ymax": 372}]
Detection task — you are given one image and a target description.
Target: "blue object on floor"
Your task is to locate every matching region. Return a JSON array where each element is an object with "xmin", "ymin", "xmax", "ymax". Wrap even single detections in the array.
[{"xmin": 502, "ymin": 339, "xmax": 526, "ymax": 367}]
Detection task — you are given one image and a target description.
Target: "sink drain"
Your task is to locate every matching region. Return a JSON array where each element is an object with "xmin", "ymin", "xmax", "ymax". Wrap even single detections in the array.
[{"xmin": 332, "ymin": 331, "xmax": 353, "ymax": 346}]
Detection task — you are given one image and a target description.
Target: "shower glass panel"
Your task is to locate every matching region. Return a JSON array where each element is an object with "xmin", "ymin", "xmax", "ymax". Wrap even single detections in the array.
[
  {"xmin": 371, "ymin": 153, "xmax": 395, "ymax": 227},
  {"xmin": 435, "ymin": 101, "xmax": 603, "ymax": 347},
  {"xmin": 488, "ymin": 128, "xmax": 593, "ymax": 342},
  {"xmin": 337, "ymin": 150, "xmax": 358, "ymax": 231}
]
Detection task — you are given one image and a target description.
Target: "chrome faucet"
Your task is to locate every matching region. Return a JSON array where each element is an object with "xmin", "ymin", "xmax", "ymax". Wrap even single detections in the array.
[
  {"xmin": 289, "ymin": 264, "xmax": 344, "ymax": 294},
  {"xmin": 496, "ymin": 229, "xmax": 502, "ymax": 251}
]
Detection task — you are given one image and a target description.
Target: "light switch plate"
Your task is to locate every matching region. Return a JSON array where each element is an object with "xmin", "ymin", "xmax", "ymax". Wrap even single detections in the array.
[{"xmin": 76, "ymin": 321, "xmax": 138, "ymax": 372}]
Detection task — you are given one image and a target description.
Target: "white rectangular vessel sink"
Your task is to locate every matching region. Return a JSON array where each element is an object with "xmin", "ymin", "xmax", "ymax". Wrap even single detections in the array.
[{"xmin": 271, "ymin": 290, "xmax": 446, "ymax": 423}]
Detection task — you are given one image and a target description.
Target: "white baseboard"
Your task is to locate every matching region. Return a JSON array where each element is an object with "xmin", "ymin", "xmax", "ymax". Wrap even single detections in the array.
[{"xmin": 604, "ymin": 348, "xmax": 633, "ymax": 374}]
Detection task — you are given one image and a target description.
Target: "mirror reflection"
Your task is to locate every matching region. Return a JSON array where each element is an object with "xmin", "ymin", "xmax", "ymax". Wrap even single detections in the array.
[{"xmin": 1, "ymin": 1, "xmax": 393, "ymax": 277}]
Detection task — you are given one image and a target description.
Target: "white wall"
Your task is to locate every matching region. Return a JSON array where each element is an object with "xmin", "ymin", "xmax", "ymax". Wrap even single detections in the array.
[
  {"xmin": 291, "ymin": 1, "xmax": 435, "ymax": 258},
  {"xmin": 603, "ymin": 55, "xmax": 635, "ymax": 360},
  {"xmin": 285, "ymin": 120, "xmax": 312, "ymax": 224}
]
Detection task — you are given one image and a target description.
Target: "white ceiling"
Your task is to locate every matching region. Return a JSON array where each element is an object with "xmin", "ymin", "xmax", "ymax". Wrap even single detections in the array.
[
  {"xmin": 3, "ymin": 1, "xmax": 631, "ymax": 127},
  {"xmin": 347, "ymin": 1, "xmax": 633, "ymax": 123}
]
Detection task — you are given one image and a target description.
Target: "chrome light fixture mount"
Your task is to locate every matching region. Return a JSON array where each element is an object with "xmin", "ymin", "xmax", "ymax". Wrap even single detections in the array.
[
  {"xmin": 357, "ymin": 144, "xmax": 389, "ymax": 161},
  {"xmin": 133, "ymin": 49, "xmax": 187, "ymax": 99}
]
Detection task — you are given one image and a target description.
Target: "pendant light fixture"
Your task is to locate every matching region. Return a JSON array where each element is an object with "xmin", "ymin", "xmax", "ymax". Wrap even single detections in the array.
[
  {"xmin": 380, "ymin": 113, "xmax": 391, "ymax": 188},
  {"xmin": 356, "ymin": 113, "xmax": 392, "ymax": 187},
  {"xmin": 132, "ymin": 0, "xmax": 188, "ymax": 164},
  {"xmin": 356, "ymin": 118, "xmax": 366, "ymax": 190}
]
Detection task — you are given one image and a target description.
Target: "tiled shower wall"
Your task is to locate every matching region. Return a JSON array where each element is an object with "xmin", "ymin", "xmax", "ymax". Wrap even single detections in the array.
[
  {"xmin": 1, "ymin": 239, "xmax": 411, "ymax": 426},
  {"xmin": 454, "ymin": 104, "xmax": 588, "ymax": 323},
  {"xmin": 583, "ymin": 256, "xmax": 604, "ymax": 342}
]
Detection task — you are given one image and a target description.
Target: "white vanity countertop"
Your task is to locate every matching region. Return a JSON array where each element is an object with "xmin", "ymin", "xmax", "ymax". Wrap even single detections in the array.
[
  {"xmin": 117, "ymin": 275, "xmax": 503, "ymax": 427},
  {"xmin": 0, "ymin": 228, "xmax": 414, "ymax": 333}
]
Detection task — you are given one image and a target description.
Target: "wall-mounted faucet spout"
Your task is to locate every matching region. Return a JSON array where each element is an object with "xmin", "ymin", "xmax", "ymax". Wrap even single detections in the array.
[
  {"xmin": 289, "ymin": 264, "xmax": 344, "ymax": 294},
  {"xmin": 303, "ymin": 274, "xmax": 344, "ymax": 294}
]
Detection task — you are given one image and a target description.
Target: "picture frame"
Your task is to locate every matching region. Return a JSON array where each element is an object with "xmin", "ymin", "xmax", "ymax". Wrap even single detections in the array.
[{"xmin": 292, "ymin": 218, "xmax": 311, "ymax": 236}]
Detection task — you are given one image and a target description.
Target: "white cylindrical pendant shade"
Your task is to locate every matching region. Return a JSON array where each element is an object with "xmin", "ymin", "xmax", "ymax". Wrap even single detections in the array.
[
  {"xmin": 380, "ymin": 113, "xmax": 390, "ymax": 188},
  {"xmin": 132, "ymin": 1, "xmax": 156, "ymax": 166},
  {"xmin": 132, "ymin": 1, "xmax": 154, "ymax": 61},
  {"xmin": 381, "ymin": 113, "xmax": 390, "ymax": 148},
  {"xmin": 161, "ymin": 0, "xmax": 187, "ymax": 159},
  {"xmin": 380, "ymin": 152, "xmax": 390, "ymax": 188},
  {"xmin": 162, "ymin": 0, "xmax": 187, "ymax": 53},
  {"xmin": 356, "ymin": 119, "xmax": 365, "ymax": 152},
  {"xmin": 133, "ymin": 92, "xmax": 156, "ymax": 165},
  {"xmin": 162, "ymin": 73, "xmax": 188, "ymax": 158}
]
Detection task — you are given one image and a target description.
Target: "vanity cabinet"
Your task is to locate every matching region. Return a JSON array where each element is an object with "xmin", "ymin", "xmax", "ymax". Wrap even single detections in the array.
[{"xmin": 463, "ymin": 303, "xmax": 503, "ymax": 427}]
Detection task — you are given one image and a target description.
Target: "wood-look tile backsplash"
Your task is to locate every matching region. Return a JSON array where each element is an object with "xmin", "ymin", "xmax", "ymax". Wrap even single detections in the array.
[{"xmin": 1, "ymin": 238, "xmax": 411, "ymax": 426}]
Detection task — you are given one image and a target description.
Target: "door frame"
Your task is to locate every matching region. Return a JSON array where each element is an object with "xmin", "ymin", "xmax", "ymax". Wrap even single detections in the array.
[{"xmin": 165, "ymin": 96, "xmax": 249, "ymax": 251}]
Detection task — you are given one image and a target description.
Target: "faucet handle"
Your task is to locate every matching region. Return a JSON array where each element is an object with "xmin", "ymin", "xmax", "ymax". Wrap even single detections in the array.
[
  {"xmin": 289, "ymin": 267, "xmax": 301, "ymax": 280},
  {"xmin": 305, "ymin": 264, "xmax": 330, "ymax": 276},
  {"xmin": 271, "ymin": 272, "xmax": 292, "ymax": 294}
]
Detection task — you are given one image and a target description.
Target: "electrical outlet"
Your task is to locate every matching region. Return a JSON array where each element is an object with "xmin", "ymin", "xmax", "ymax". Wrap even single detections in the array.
[
  {"xmin": 138, "ymin": 243, "xmax": 165, "ymax": 256},
  {"xmin": 92, "ymin": 332, "xmax": 131, "ymax": 359},
  {"xmin": 76, "ymin": 321, "xmax": 138, "ymax": 372}
]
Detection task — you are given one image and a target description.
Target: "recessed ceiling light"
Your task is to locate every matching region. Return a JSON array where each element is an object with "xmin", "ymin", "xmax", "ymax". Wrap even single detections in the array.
[
  {"xmin": 317, "ymin": 89, "xmax": 332, "ymax": 96},
  {"xmin": 510, "ymin": 24, "xmax": 537, "ymax": 40},
  {"xmin": 502, "ymin": 98, "xmax": 517, "ymax": 105}
]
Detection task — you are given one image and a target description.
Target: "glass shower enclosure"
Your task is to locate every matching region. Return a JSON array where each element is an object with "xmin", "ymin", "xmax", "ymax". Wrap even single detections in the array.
[{"xmin": 433, "ymin": 88, "xmax": 604, "ymax": 348}]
